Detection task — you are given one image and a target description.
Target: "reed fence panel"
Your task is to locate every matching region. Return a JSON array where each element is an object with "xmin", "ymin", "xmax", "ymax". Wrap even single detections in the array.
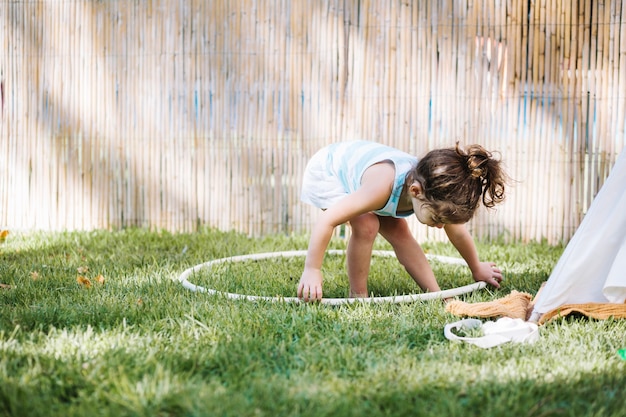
[{"xmin": 1, "ymin": 0, "xmax": 625, "ymax": 244}]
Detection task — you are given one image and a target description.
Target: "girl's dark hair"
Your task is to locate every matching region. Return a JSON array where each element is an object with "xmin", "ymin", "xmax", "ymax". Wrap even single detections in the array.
[{"xmin": 411, "ymin": 143, "xmax": 507, "ymax": 224}]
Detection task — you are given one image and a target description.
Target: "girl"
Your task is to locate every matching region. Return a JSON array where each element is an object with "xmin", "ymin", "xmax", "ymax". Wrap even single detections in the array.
[{"xmin": 298, "ymin": 140, "xmax": 508, "ymax": 301}]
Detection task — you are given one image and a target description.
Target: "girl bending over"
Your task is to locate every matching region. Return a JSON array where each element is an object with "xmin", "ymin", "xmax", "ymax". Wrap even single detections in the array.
[{"xmin": 298, "ymin": 140, "xmax": 508, "ymax": 301}]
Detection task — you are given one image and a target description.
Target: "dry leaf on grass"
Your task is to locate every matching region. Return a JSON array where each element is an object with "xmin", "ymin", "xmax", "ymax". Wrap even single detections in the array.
[{"xmin": 76, "ymin": 276, "xmax": 92, "ymax": 288}]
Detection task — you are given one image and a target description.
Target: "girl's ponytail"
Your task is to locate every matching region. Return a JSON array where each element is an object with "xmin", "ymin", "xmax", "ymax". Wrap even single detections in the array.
[{"xmin": 463, "ymin": 144, "xmax": 506, "ymax": 208}]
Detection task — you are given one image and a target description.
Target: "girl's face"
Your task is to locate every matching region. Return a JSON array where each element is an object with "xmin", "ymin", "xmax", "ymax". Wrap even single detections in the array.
[
  {"xmin": 411, "ymin": 196, "xmax": 444, "ymax": 228},
  {"xmin": 408, "ymin": 181, "xmax": 444, "ymax": 228}
]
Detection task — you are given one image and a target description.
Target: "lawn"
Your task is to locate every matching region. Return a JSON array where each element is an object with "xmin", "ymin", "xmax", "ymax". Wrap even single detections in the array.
[{"xmin": 0, "ymin": 229, "xmax": 624, "ymax": 417}]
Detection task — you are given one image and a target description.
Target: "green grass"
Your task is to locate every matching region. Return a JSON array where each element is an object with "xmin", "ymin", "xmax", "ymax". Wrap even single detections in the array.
[{"xmin": 0, "ymin": 228, "xmax": 624, "ymax": 417}]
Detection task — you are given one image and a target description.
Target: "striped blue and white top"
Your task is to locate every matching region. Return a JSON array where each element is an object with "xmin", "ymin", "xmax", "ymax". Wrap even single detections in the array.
[{"xmin": 301, "ymin": 140, "xmax": 418, "ymax": 218}]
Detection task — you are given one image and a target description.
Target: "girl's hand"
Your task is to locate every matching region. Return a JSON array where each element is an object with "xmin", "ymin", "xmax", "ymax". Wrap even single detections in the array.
[
  {"xmin": 471, "ymin": 261, "xmax": 503, "ymax": 288},
  {"xmin": 298, "ymin": 268, "xmax": 323, "ymax": 301}
]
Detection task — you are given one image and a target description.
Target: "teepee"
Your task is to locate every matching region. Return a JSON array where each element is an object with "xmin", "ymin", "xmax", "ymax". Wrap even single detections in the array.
[{"xmin": 529, "ymin": 149, "xmax": 626, "ymax": 322}]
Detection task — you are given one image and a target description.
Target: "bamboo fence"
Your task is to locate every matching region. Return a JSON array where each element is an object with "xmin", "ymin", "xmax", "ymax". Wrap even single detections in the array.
[{"xmin": 1, "ymin": 0, "xmax": 625, "ymax": 244}]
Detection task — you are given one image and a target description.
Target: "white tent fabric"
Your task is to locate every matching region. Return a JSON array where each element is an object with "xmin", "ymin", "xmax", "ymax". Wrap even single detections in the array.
[{"xmin": 530, "ymin": 149, "xmax": 626, "ymax": 322}]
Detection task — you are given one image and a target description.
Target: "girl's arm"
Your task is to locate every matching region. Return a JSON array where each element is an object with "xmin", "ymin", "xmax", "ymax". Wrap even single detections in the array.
[
  {"xmin": 443, "ymin": 223, "xmax": 502, "ymax": 288},
  {"xmin": 298, "ymin": 162, "xmax": 395, "ymax": 301}
]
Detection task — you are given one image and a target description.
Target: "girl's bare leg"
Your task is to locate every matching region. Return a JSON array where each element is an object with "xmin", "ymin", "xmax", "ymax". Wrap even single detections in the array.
[
  {"xmin": 378, "ymin": 217, "xmax": 442, "ymax": 293},
  {"xmin": 346, "ymin": 213, "xmax": 380, "ymax": 297}
]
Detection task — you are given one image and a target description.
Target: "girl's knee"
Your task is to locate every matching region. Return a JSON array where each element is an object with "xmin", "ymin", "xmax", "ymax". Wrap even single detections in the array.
[
  {"xmin": 379, "ymin": 217, "xmax": 413, "ymax": 244},
  {"xmin": 349, "ymin": 213, "xmax": 380, "ymax": 240}
]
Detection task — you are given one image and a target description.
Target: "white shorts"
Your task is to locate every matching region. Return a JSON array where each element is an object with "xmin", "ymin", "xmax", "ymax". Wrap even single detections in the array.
[{"xmin": 300, "ymin": 146, "xmax": 347, "ymax": 209}]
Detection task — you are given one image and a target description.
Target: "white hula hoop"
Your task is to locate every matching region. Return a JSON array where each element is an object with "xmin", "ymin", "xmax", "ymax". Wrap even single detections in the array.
[{"xmin": 177, "ymin": 250, "xmax": 486, "ymax": 305}]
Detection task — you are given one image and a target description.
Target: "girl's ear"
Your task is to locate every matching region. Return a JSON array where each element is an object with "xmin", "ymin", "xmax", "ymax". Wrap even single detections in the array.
[{"xmin": 409, "ymin": 181, "xmax": 424, "ymax": 198}]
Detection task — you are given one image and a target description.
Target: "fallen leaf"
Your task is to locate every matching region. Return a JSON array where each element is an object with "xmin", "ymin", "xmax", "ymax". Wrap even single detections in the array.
[
  {"xmin": 30, "ymin": 271, "xmax": 40, "ymax": 281},
  {"xmin": 0, "ymin": 283, "xmax": 11, "ymax": 290},
  {"xmin": 96, "ymin": 274, "xmax": 105, "ymax": 285},
  {"xmin": 76, "ymin": 276, "xmax": 92, "ymax": 288},
  {"xmin": 77, "ymin": 266, "xmax": 89, "ymax": 274},
  {"xmin": 0, "ymin": 230, "xmax": 8, "ymax": 243}
]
